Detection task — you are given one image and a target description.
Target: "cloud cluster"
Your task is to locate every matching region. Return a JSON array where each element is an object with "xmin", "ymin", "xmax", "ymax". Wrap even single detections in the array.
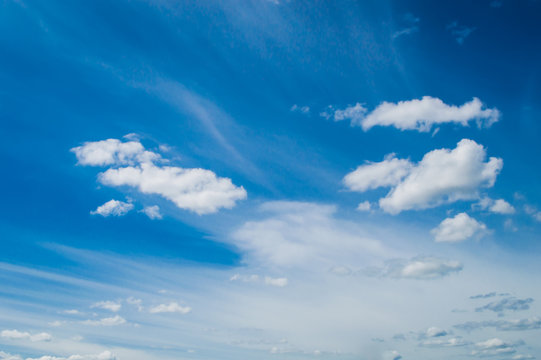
[
  {"xmin": 431, "ymin": 213, "xmax": 488, "ymax": 243},
  {"xmin": 72, "ymin": 137, "xmax": 247, "ymax": 215},
  {"xmin": 475, "ymin": 297, "xmax": 534, "ymax": 314},
  {"xmin": 344, "ymin": 139, "xmax": 503, "ymax": 214},
  {"xmin": 81, "ymin": 315, "xmax": 126, "ymax": 326},
  {"xmin": 475, "ymin": 197, "xmax": 515, "ymax": 214},
  {"xmin": 90, "ymin": 200, "xmax": 133, "ymax": 217},
  {"xmin": 26, "ymin": 351, "xmax": 116, "ymax": 360},
  {"xmin": 1, "ymin": 329, "xmax": 52, "ymax": 342},
  {"xmin": 149, "ymin": 302, "xmax": 191, "ymax": 314},
  {"xmin": 455, "ymin": 317, "xmax": 541, "ymax": 331},
  {"xmin": 328, "ymin": 97, "xmax": 498, "ymax": 132},
  {"xmin": 91, "ymin": 300, "xmax": 122, "ymax": 312}
]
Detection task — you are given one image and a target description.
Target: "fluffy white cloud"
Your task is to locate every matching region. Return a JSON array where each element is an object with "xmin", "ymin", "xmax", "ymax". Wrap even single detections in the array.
[
  {"xmin": 141, "ymin": 205, "xmax": 162, "ymax": 219},
  {"xmin": 344, "ymin": 139, "xmax": 502, "ymax": 214},
  {"xmin": 328, "ymin": 97, "xmax": 499, "ymax": 132},
  {"xmin": 425, "ymin": 327, "xmax": 448, "ymax": 338},
  {"xmin": 90, "ymin": 200, "xmax": 133, "ymax": 217},
  {"xmin": 91, "ymin": 301, "xmax": 121, "ymax": 312},
  {"xmin": 149, "ymin": 302, "xmax": 191, "ymax": 314},
  {"xmin": 369, "ymin": 257, "xmax": 463, "ymax": 279},
  {"xmin": 420, "ymin": 337, "xmax": 469, "ymax": 347},
  {"xmin": 343, "ymin": 154, "xmax": 412, "ymax": 192},
  {"xmin": 73, "ymin": 138, "xmax": 247, "ymax": 215},
  {"xmin": 82, "ymin": 315, "xmax": 126, "ymax": 326},
  {"xmin": 476, "ymin": 197, "xmax": 515, "ymax": 214},
  {"xmin": 472, "ymin": 338, "xmax": 517, "ymax": 357},
  {"xmin": 99, "ymin": 163, "xmax": 246, "ymax": 215},
  {"xmin": 431, "ymin": 213, "xmax": 488, "ymax": 243},
  {"xmin": 26, "ymin": 351, "xmax": 116, "ymax": 360},
  {"xmin": 71, "ymin": 139, "xmax": 158, "ymax": 166},
  {"xmin": 1, "ymin": 330, "xmax": 52, "ymax": 342}
]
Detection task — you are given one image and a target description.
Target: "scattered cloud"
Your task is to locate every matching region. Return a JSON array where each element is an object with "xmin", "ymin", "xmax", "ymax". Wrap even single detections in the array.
[
  {"xmin": 82, "ymin": 315, "xmax": 126, "ymax": 326},
  {"xmin": 126, "ymin": 297, "xmax": 143, "ymax": 312},
  {"xmin": 431, "ymin": 213, "xmax": 488, "ymax": 243},
  {"xmin": 356, "ymin": 201, "xmax": 372, "ymax": 212},
  {"xmin": 91, "ymin": 300, "xmax": 121, "ymax": 312},
  {"xmin": 141, "ymin": 205, "xmax": 162, "ymax": 220},
  {"xmin": 90, "ymin": 199, "xmax": 133, "ymax": 217},
  {"xmin": 73, "ymin": 137, "xmax": 247, "ymax": 215},
  {"xmin": 230, "ymin": 274, "xmax": 288, "ymax": 287},
  {"xmin": 328, "ymin": 97, "xmax": 499, "ymax": 132},
  {"xmin": 424, "ymin": 327, "xmax": 448, "ymax": 338},
  {"xmin": 472, "ymin": 338, "xmax": 518, "ymax": 357},
  {"xmin": 345, "ymin": 139, "xmax": 502, "ymax": 214},
  {"xmin": 447, "ymin": 22, "xmax": 476, "ymax": 44},
  {"xmin": 367, "ymin": 256, "xmax": 463, "ymax": 280},
  {"xmin": 392, "ymin": 13, "xmax": 420, "ymax": 39},
  {"xmin": 475, "ymin": 197, "xmax": 515, "ymax": 214},
  {"xmin": 524, "ymin": 205, "xmax": 541, "ymax": 222},
  {"xmin": 149, "ymin": 302, "xmax": 191, "ymax": 314},
  {"xmin": 290, "ymin": 104, "xmax": 310, "ymax": 114},
  {"xmin": 455, "ymin": 317, "xmax": 541, "ymax": 331},
  {"xmin": 476, "ymin": 297, "xmax": 534, "ymax": 314},
  {"xmin": 470, "ymin": 292, "xmax": 498, "ymax": 299},
  {"xmin": 1, "ymin": 329, "xmax": 52, "ymax": 342}
]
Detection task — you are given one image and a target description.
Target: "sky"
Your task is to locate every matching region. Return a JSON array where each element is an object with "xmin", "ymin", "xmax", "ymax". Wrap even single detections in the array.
[{"xmin": 1, "ymin": 0, "xmax": 541, "ymax": 359}]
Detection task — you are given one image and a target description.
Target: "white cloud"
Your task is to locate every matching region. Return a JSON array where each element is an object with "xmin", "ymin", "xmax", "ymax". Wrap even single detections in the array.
[
  {"xmin": 149, "ymin": 302, "xmax": 191, "ymax": 314},
  {"xmin": 91, "ymin": 301, "xmax": 121, "ymax": 312},
  {"xmin": 345, "ymin": 139, "xmax": 502, "ymax": 214},
  {"xmin": 82, "ymin": 315, "xmax": 126, "ymax": 326},
  {"xmin": 26, "ymin": 351, "xmax": 116, "ymax": 360},
  {"xmin": 90, "ymin": 200, "xmax": 133, "ymax": 217},
  {"xmin": 381, "ymin": 139, "xmax": 501, "ymax": 214},
  {"xmin": 264, "ymin": 277, "xmax": 288, "ymax": 287},
  {"xmin": 370, "ymin": 257, "xmax": 463, "ymax": 279},
  {"xmin": 356, "ymin": 201, "xmax": 372, "ymax": 212},
  {"xmin": 343, "ymin": 154, "xmax": 412, "ymax": 192},
  {"xmin": 329, "ymin": 97, "xmax": 498, "ymax": 132},
  {"xmin": 74, "ymin": 138, "xmax": 247, "ymax": 215},
  {"xmin": 290, "ymin": 104, "xmax": 310, "ymax": 114},
  {"xmin": 1, "ymin": 330, "xmax": 52, "ymax": 342},
  {"xmin": 71, "ymin": 138, "xmax": 158, "ymax": 166},
  {"xmin": 232, "ymin": 201, "xmax": 384, "ymax": 268},
  {"xmin": 141, "ymin": 205, "xmax": 162, "ymax": 220},
  {"xmin": 431, "ymin": 213, "xmax": 488, "ymax": 243},
  {"xmin": 472, "ymin": 338, "xmax": 517, "ymax": 357},
  {"xmin": 62, "ymin": 309, "xmax": 82, "ymax": 315},
  {"xmin": 126, "ymin": 297, "xmax": 143, "ymax": 312},
  {"xmin": 420, "ymin": 337, "xmax": 469, "ymax": 347},
  {"xmin": 425, "ymin": 327, "xmax": 448, "ymax": 338},
  {"xmin": 0, "ymin": 352, "xmax": 21, "ymax": 360},
  {"xmin": 475, "ymin": 197, "xmax": 515, "ymax": 214},
  {"xmin": 99, "ymin": 163, "xmax": 246, "ymax": 215},
  {"xmin": 525, "ymin": 205, "xmax": 541, "ymax": 222}
]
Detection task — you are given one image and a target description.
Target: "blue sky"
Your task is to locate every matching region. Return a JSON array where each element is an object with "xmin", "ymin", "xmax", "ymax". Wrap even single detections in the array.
[{"xmin": 1, "ymin": 0, "xmax": 541, "ymax": 359}]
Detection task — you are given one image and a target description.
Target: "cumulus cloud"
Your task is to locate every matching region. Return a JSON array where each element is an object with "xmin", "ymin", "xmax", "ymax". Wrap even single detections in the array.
[
  {"xmin": 356, "ymin": 201, "xmax": 372, "ymax": 212},
  {"xmin": 345, "ymin": 139, "xmax": 502, "ymax": 214},
  {"xmin": 475, "ymin": 297, "xmax": 534, "ymax": 314},
  {"xmin": 149, "ymin": 302, "xmax": 191, "ymax": 314},
  {"xmin": 431, "ymin": 213, "xmax": 488, "ymax": 243},
  {"xmin": 343, "ymin": 154, "xmax": 413, "ymax": 192},
  {"xmin": 475, "ymin": 197, "xmax": 515, "ymax": 214},
  {"xmin": 73, "ymin": 137, "xmax": 247, "ymax": 215},
  {"xmin": 424, "ymin": 327, "xmax": 448, "ymax": 338},
  {"xmin": 141, "ymin": 205, "xmax": 162, "ymax": 220},
  {"xmin": 90, "ymin": 200, "xmax": 133, "ymax": 217},
  {"xmin": 472, "ymin": 338, "xmax": 518, "ymax": 357},
  {"xmin": 71, "ymin": 139, "xmax": 158, "ymax": 166},
  {"xmin": 1, "ymin": 330, "xmax": 52, "ymax": 342},
  {"xmin": 81, "ymin": 315, "xmax": 126, "ymax": 326},
  {"xmin": 91, "ymin": 300, "xmax": 121, "ymax": 312},
  {"xmin": 455, "ymin": 317, "xmax": 541, "ymax": 331},
  {"xmin": 367, "ymin": 256, "xmax": 463, "ymax": 280},
  {"xmin": 328, "ymin": 97, "xmax": 499, "ymax": 132}
]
